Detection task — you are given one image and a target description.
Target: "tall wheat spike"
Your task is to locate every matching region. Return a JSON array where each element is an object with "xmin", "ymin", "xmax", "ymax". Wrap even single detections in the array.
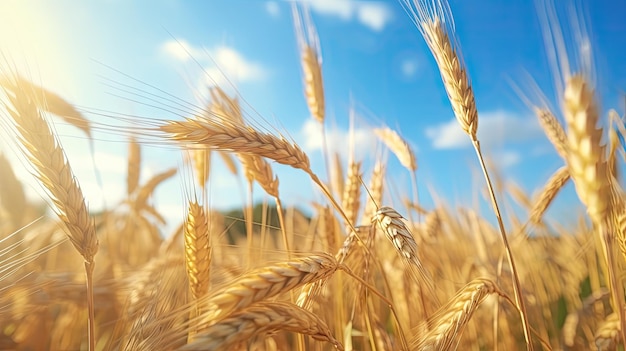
[
  {"xmin": 562, "ymin": 75, "xmax": 609, "ymax": 227},
  {"xmin": 401, "ymin": 1, "xmax": 533, "ymax": 347},
  {"xmin": 184, "ymin": 200, "xmax": 211, "ymax": 300},
  {"xmin": 293, "ymin": 4, "xmax": 325, "ymax": 124},
  {"xmin": 1, "ymin": 74, "xmax": 99, "ymax": 350}
]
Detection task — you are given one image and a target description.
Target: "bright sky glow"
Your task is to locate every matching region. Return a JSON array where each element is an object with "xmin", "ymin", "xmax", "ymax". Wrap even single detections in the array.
[{"xmin": 1, "ymin": 0, "xmax": 625, "ymax": 232}]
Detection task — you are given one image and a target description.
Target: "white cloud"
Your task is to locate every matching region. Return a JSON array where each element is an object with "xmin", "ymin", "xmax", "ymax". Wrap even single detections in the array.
[
  {"xmin": 204, "ymin": 46, "xmax": 266, "ymax": 86},
  {"xmin": 162, "ymin": 41, "xmax": 267, "ymax": 88},
  {"xmin": 306, "ymin": 0, "xmax": 393, "ymax": 32},
  {"xmin": 161, "ymin": 39, "xmax": 204, "ymax": 62},
  {"xmin": 425, "ymin": 110, "xmax": 542, "ymax": 149},
  {"xmin": 401, "ymin": 58, "xmax": 418, "ymax": 78},
  {"xmin": 300, "ymin": 119, "xmax": 377, "ymax": 161},
  {"xmin": 495, "ymin": 151, "xmax": 521, "ymax": 168},
  {"xmin": 265, "ymin": 1, "xmax": 280, "ymax": 17},
  {"xmin": 356, "ymin": 3, "xmax": 393, "ymax": 32}
]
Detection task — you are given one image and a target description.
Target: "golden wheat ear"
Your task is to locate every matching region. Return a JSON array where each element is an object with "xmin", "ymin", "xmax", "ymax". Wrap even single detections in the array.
[
  {"xmin": 1, "ymin": 74, "xmax": 99, "ymax": 350},
  {"xmin": 413, "ymin": 278, "xmax": 502, "ymax": 351},
  {"xmin": 292, "ymin": 3, "xmax": 325, "ymax": 125},
  {"xmin": 180, "ymin": 302, "xmax": 343, "ymax": 351}
]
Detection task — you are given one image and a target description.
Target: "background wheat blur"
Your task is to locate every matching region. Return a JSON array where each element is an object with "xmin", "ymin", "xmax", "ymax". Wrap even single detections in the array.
[{"xmin": 0, "ymin": 0, "xmax": 625, "ymax": 350}]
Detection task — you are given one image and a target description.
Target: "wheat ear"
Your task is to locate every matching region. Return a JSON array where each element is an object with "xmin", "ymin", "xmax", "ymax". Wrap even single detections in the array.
[
  {"xmin": 402, "ymin": 1, "xmax": 533, "ymax": 346},
  {"xmin": 563, "ymin": 75, "xmax": 610, "ymax": 226},
  {"xmin": 293, "ymin": 4, "xmax": 325, "ymax": 124},
  {"xmin": 529, "ymin": 166, "xmax": 570, "ymax": 225},
  {"xmin": 372, "ymin": 206, "xmax": 437, "ymax": 303},
  {"xmin": 184, "ymin": 200, "xmax": 211, "ymax": 300},
  {"xmin": 562, "ymin": 74, "xmax": 625, "ymax": 343},
  {"xmin": 127, "ymin": 137, "xmax": 141, "ymax": 195},
  {"xmin": 534, "ymin": 107, "xmax": 568, "ymax": 159},
  {"xmin": 342, "ymin": 160, "xmax": 362, "ymax": 226},
  {"xmin": 414, "ymin": 278, "xmax": 501, "ymax": 351},
  {"xmin": 180, "ymin": 302, "xmax": 343, "ymax": 351},
  {"xmin": 596, "ymin": 313, "xmax": 620, "ymax": 351},
  {"xmin": 1, "ymin": 75, "xmax": 98, "ymax": 350},
  {"xmin": 192, "ymin": 148, "xmax": 211, "ymax": 188},
  {"xmin": 374, "ymin": 127, "xmax": 417, "ymax": 172},
  {"xmin": 196, "ymin": 253, "xmax": 337, "ymax": 324},
  {"xmin": 160, "ymin": 118, "xmax": 310, "ymax": 172}
]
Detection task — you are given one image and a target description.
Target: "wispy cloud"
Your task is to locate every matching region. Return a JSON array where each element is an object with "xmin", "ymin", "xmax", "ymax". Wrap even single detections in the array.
[
  {"xmin": 265, "ymin": 1, "xmax": 280, "ymax": 17},
  {"xmin": 300, "ymin": 119, "xmax": 377, "ymax": 161},
  {"xmin": 400, "ymin": 58, "xmax": 418, "ymax": 78},
  {"xmin": 305, "ymin": 0, "xmax": 393, "ymax": 32},
  {"xmin": 494, "ymin": 150, "xmax": 521, "ymax": 168},
  {"xmin": 425, "ymin": 110, "xmax": 542, "ymax": 149},
  {"xmin": 161, "ymin": 40, "xmax": 267, "ymax": 88}
]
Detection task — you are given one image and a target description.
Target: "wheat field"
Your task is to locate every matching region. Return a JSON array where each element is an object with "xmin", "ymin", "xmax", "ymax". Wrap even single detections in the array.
[{"xmin": 0, "ymin": 0, "xmax": 625, "ymax": 350}]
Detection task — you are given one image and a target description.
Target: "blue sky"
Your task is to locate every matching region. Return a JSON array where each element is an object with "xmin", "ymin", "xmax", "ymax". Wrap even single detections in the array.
[{"xmin": 1, "ymin": 0, "xmax": 625, "ymax": 231}]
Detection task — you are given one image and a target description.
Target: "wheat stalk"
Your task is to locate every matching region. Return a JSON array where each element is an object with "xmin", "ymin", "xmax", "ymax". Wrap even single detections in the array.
[{"xmin": 180, "ymin": 302, "xmax": 343, "ymax": 351}]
